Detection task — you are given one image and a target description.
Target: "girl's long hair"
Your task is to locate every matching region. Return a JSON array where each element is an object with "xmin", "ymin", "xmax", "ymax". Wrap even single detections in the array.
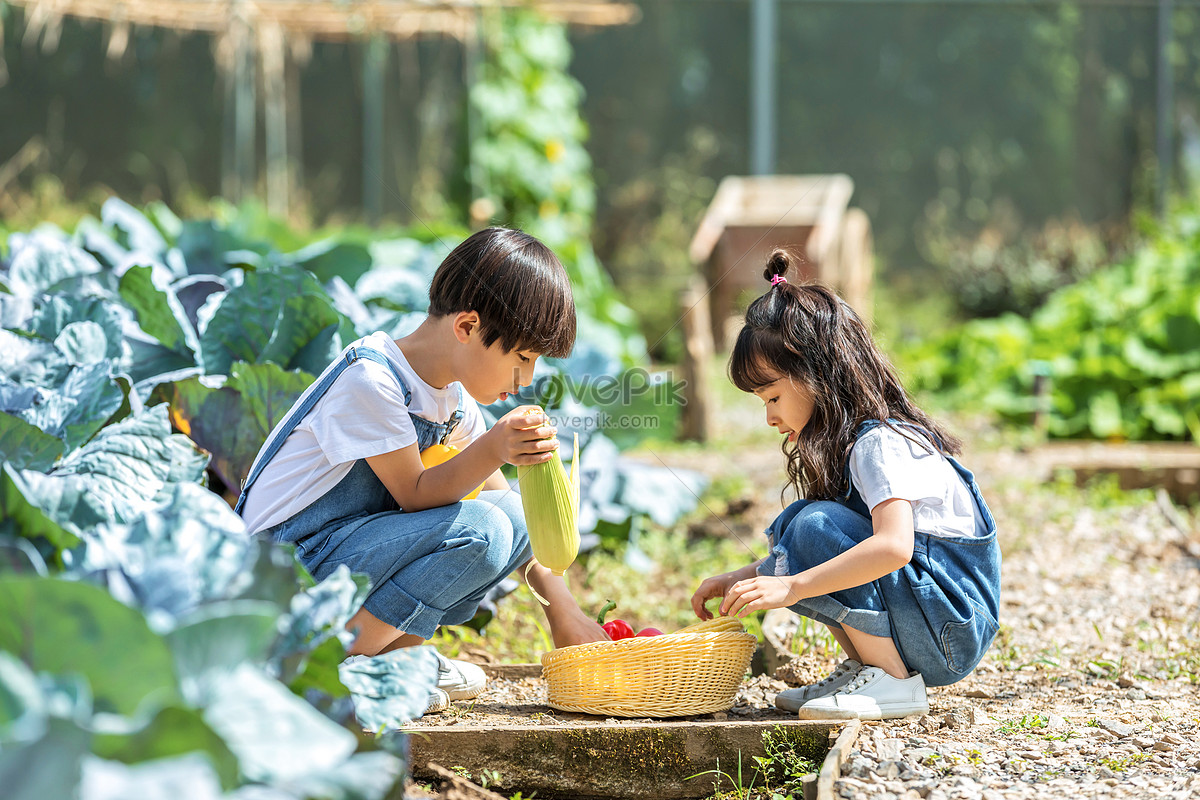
[{"xmin": 730, "ymin": 249, "xmax": 960, "ymax": 501}]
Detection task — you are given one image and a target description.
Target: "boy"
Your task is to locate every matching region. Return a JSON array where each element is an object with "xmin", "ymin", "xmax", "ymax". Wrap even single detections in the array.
[{"xmin": 239, "ymin": 228, "xmax": 607, "ymax": 712}]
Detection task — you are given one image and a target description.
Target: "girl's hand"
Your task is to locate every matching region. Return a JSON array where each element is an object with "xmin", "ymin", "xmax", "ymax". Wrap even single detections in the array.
[
  {"xmin": 691, "ymin": 560, "xmax": 767, "ymax": 619},
  {"xmin": 690, "ymin": 572, "xmax": 740, "ymax": 620},
  {"xmin": 720, "ymin": 575, "xmax": 804, "ymax": 618},
  {"xmin": 486, "ymin": 405, "xmax": 558, "ymax": 466}
]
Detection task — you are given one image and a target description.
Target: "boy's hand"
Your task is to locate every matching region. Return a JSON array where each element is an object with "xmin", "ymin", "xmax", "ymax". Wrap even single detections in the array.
[
  {"xmin": 522, "ymin": 559, "xmax": 610, "ymax": 647},
  {"xmin": 487, "ymin": 405, "xmax": 559, "ymax": 466}
]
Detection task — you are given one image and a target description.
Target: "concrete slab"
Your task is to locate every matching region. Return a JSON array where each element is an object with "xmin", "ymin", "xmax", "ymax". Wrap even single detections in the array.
[{"xmin": 405, "ymin": 718, "xmax": 838, "ymax": 799}]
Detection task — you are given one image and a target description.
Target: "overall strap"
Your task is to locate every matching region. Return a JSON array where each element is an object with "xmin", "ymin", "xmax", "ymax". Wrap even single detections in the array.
[
  {"xmin": 438, "ymin": 385, "xmax": 467, "ymax": 445},
  {"xmin": 234, "ymin": 345, "xmax": 409, "ymax": 516},
  {"xmin": 843, "ymin": 418, "xmax": 998, "ymax": 536},
  {"xmin": 942, "ymin": 455, "xmax": 998, "ymax": 536}
]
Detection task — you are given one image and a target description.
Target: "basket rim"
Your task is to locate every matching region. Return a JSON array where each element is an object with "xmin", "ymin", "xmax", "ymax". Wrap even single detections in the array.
[{"xmin": 541, "ymin": 630, "xmax": 758, "ymax": 665}]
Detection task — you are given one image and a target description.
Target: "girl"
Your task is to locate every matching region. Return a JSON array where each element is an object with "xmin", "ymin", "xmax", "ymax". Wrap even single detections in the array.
[{"xmin": 691, "ymin": 251, "xmax": 1001, "ymax": 721}]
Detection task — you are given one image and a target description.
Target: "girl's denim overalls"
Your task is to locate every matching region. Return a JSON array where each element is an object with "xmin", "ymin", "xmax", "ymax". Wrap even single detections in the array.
[
  {"xmin": 758, "ymin": 420, "xmax": 1002, "ymax": 686},
  {"xmin": 236, "ymin": 345, "xmax": 531, "ymax": 639}
]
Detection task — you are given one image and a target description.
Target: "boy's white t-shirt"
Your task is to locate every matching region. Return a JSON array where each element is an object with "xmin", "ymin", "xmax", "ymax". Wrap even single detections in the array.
[
  {"xmin": 241, "ymin": 332, "xmax": 487, "ymax": 535},
  {"xmin": 847, "ymin": 426, "xmax": 987, "ymax": 539}
]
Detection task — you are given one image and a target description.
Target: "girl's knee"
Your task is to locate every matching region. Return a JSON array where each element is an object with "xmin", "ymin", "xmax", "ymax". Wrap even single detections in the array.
[
  {"xmin": 763, "ymin": 501, "xmax": 873, "ymax": 575},
  {"xmin": 780, "ymin": 500, "xmax": 870, "ymax": 544}
]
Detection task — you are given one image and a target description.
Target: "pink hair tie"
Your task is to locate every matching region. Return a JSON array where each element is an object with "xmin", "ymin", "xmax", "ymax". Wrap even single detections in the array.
[{"xmin": 771, "ymin": 274, "xmax": 787, "ymax": 286}]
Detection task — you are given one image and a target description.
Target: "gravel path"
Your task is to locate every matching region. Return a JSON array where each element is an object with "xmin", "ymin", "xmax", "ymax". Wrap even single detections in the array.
[{"xmin": 809, "ymin": 441, "xmax": 1200, "ymax": 800}]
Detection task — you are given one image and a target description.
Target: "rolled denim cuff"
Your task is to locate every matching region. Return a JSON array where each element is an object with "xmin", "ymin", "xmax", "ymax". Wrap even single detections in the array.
[
  {"xmin": 364, "ymin": 589, "xmax": 446, "ymax": 640},
  {"xmin": 789, "ymin": 595, "xmax": 893, "ymax": 639}
]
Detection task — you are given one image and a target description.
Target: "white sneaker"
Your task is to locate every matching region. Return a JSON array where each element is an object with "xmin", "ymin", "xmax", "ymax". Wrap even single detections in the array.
[
  {"xmin": 433, "ymin": 651, "xmax": 487, "ymax": 701},
  {"xmin": 774, "ymin": 659, "xmax": 863, "ymax": 712},
  {"xmin": 425, "ymin": 687, "xmax": 450, "ymax": 715},
  {"xmin": 796, "ymin": 666, "xmax": 928, "ymax": 720}
]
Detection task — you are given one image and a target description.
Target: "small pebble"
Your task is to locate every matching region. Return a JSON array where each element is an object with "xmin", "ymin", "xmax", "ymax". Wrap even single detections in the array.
[{"xmin": 1098, "ymin": 719, "xmax": 1135, "ymax": 738}]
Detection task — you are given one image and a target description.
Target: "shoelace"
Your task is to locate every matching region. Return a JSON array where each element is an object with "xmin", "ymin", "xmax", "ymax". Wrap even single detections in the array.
[
  {"xmin": 814, "ymin": 662, "xmax": 857, "ymax": 688},
  {"xmin": 837, "ymin": 667, "xmax": 880, "ymax": 695}
]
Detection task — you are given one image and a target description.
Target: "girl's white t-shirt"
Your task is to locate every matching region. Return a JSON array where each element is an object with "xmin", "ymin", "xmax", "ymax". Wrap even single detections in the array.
[
  {"xmin": 240, "ymin": 332, "xmax": 487, "ymax": 535},
  {"xmin": 847, "ymin": 426, "xmax": 987, "ymax": 539}
]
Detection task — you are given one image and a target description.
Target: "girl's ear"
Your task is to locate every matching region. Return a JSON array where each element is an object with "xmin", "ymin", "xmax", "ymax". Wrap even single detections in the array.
[{"xmin": 452, "ymin": 311, "xmax": 481, "ymax": 344}]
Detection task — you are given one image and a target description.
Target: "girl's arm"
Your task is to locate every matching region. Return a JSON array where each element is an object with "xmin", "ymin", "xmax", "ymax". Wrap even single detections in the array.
[
  {"xmin": 690, "ymin": 558, "xmax": 767, "ymax": 620},
  {"xmin": 366, "ymin": 407, "xmax": 555, "ymax": 511},
  {"xmin": 720, "ymin": 498, "xmax": 915, "ymax": 617}
]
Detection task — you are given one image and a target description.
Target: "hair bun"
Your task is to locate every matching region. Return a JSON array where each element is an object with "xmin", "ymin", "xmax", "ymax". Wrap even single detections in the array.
[{"xmin": 762, "ymin": 249, "xmax": 791, "ymax": 283}]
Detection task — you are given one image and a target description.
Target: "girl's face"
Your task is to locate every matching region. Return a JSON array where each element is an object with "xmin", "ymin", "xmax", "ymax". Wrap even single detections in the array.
[{"xmin": 753, "ymin": 372, "xmax": 815, "ymax": 444}]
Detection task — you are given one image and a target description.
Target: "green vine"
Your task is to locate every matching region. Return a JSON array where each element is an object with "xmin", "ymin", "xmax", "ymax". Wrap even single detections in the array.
[{"xmin": 471, "ymin": 9, "xmax": 644, "ymax": 361}]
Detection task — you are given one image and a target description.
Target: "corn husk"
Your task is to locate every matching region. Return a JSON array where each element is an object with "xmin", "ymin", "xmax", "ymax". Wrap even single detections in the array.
[{"xmin": 517, "ymin": 432, "xmax": 580, "ymax": 577}]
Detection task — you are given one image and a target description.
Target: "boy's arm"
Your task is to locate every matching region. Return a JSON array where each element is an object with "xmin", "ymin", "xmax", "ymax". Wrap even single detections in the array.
[
  {"xmin": 522, "ymin": 560, "xmax": 610, "ymax": 647},
  {"xmin": 366, "ymin": 407, "xmax": 555, "ymax": 511}
]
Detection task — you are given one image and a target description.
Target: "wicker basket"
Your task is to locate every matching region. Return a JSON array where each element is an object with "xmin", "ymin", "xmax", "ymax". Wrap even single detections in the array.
[{"xmin": 540, "ymin": 616, "xmax": 758, "ymax": 718}]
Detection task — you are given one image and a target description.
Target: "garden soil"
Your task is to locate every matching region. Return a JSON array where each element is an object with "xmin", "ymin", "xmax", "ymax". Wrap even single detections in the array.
[{"xmin": 409, "ymin": 423, "xmax": 1200, "ymax": 800}]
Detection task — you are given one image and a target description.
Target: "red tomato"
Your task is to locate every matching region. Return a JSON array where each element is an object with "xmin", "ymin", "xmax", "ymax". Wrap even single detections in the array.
[
  {"xmin": 635, "ymin": 627, "xmax": 664, "ymax": 637},
  {"xmin": 602, "ymin": 619, "xmax": 635, "ymax": 640}
]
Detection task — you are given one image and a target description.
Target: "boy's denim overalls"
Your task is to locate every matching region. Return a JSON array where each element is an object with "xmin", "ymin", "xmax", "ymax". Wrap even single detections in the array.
[
  {"xmin": 758, "ymin": 420, "xmax": 1002, "ymax": 686},
  {"xmin": 236, "ymin": 345, "xmax": 531, "ymax": 639}
]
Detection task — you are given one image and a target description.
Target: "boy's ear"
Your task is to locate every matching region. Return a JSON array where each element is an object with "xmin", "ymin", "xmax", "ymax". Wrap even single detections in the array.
[{"xmin": 452, "ymin": 311, "xmax": 481, "ymax": 344}]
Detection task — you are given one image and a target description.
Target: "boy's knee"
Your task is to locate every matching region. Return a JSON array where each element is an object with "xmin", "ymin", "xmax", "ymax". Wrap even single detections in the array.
[{"xmin": 460, "ymin": 497, "xmax": 528, "ymax": 569}]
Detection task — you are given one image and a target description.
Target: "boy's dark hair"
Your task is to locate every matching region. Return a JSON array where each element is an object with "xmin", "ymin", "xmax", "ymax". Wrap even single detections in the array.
[
  {"xmin": 730, "ymin": 249, "xmax": 961, "ymax": 502},
  {"xmin": 428, "ymin": 227, "xmax": 576, "ymax": 358}
]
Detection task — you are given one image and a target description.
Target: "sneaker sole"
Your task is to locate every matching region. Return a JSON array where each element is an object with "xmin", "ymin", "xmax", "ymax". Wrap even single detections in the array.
[
  {"xmin": 444, "ymin": 684, "xmax": 486, "ymax": 702},
  {"xmin": 425, "ymin": 691, "xmax": 450, "ymax": 715},
  {"xmin": 798, "ymin": 701, "xmax": 929, "ymax": 721}
]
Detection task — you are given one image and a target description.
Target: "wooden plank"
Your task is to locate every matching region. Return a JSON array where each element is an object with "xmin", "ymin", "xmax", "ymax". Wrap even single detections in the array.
[
  {"xmin": 404, "ymin": 719, "xmax": 838, "ymax": 800},
  {"xmin": 816, "ymin": 718, "xmax": 861, "ymax": 800},
  {"xmin": 1036, "ymin": 441, "xmax": 1200, "ymax": 503},
  {"xmin": 480, "ymin": 662, "xmax": 542, "ymax": 680},
  {"xmin": 5, "ymin": 1, "xmax": 639, "ymax": 41}
]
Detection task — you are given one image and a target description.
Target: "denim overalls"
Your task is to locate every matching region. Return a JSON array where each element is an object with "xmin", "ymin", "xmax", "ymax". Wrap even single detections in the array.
[
  {"xmin": 758, "ymin": 420, "xmax": 1002, "ymax": 686},
  {"xmin": 237, "ymin": 344, "xmax": 531, "ymax": 639}
]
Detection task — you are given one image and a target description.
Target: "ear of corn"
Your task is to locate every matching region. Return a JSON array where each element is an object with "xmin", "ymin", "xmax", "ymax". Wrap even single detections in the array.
[
  {"xmin": 517, "ymin": 432, "xmax": 580, "ymax": 576},
  {"xmin": 420, "ymin": 444, "xmax": 483, "ymax": 500}
]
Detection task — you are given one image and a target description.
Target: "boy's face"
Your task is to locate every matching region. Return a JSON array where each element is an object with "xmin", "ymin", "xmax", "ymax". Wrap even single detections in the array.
[
  {"xmin": 752, "ymin": 371, "xmax": 815, "ymax": 444},
  {"xmin": 466, "ymin": 341, "xmax": 540, "ymax": 405},
  {"xmin": 453, "ymin": 312, "xmax": 541, "ymax": 403}
]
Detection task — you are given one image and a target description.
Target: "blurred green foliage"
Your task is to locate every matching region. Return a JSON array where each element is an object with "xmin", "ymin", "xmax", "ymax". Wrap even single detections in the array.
[
  {"xmin": 471, "ymin": 10, "xmax": 594, "ymax": 242},
  {"xmin": 919, "ymin": 209, "xmax": 1125, "ymax": 319},
  {"xmin": 902, "ymin": 203, "xmax": 1200, "ymax": 442},
  {"xmin": 6, "ymin": 2, "xmax": 1200, "ymax": 356},
  {"xmin": 471, "ymin": 9, "xmax": 645, "ymax": 362}
]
